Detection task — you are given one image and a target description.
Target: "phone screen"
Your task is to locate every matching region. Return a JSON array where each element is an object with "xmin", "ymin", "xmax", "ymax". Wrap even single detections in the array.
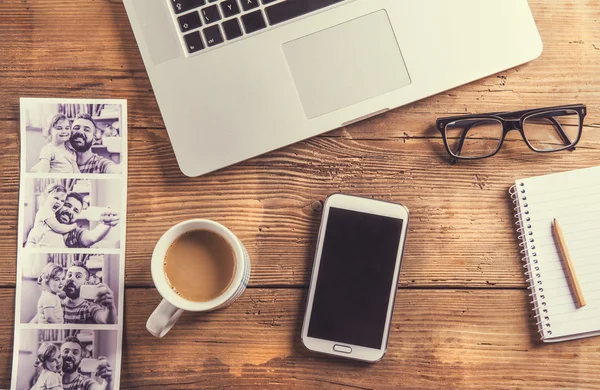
[{"xmin": 307, "ymin": 207, "xmax": 404, "ymax": 349}]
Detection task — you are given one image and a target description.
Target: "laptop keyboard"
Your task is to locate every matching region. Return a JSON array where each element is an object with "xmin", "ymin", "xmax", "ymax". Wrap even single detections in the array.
[{"xmin": 170, "ymin": 0, "xmax": 346, "ymax": 55}]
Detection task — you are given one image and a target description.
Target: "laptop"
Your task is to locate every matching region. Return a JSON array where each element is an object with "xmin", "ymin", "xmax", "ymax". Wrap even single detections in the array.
[{"xmin": 124, "ymin": 0, "xmax": 542, "ymax": 177}]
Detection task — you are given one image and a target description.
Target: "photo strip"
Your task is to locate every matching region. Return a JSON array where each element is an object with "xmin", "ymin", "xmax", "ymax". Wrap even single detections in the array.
[
  {"xmin": 20, "ymin": 253, "xmax": 120, "ymax": 325},
  {"xmin": 22, "ymin": 100, "xmax": 124, "ymax": 174},
  {"xmin": 14, "ymin": 329, "xmax": 118, "ymax": 390},
  {"xmin": 12, "ymin": 97, "xmax": 127, "ymax": 390},
  {"xmin": 21, "ymin": 178, "xmax": 122, "ymax": 250}
]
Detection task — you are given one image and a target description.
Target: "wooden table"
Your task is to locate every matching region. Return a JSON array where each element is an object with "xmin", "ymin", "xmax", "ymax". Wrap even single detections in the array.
[{"xmin": 1, "ymin": 1, "xmax": 599, "ymax": 388}]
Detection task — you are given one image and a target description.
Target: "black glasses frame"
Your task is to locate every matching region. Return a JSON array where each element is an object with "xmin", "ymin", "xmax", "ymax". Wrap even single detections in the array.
[{"xmin": 436, "ymin": 104, "xmax": 587, "ymax": 163}]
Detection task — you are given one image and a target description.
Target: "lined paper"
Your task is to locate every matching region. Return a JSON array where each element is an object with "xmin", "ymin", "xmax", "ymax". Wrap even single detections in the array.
[{"xmin": 515, "ymin": 166, "xmax": 600, "ymax": 342}]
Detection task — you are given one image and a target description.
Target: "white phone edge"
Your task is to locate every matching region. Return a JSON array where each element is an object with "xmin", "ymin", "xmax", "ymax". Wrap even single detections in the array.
[
  {"xmin": 83, "ymin": 206, "xmax": 106, "ymax": 221},
  {"xmin": 301, "ymin": 193, "xmax": 410, "ymax": 363},
  {"xmin": 79, "ymin": 284, "xmax": 99, "ymax": 300},
  {"xmin": 79, "ymin": 358, "xmax": 102, "ymax": 373}
]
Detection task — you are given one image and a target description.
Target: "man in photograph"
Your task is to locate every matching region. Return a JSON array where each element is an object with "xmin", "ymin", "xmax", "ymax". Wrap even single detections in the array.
[
  {"xmin": 60, "ymin": 335, "xmax": 112, "ymax": 390},
  {"xmin": 70, "ymin": 113, "xmax": 121, "ymax": 174},
  {"xmin": 29, "ymin": 261, "xmax": 117, "ymax": 325},
  {"xmin": 25, "ymin": 192, "xmax": 120, "ymax": 249},
  {"xmin": 62, "ymin": 261, "xmax": 117, "ymax": 324}
]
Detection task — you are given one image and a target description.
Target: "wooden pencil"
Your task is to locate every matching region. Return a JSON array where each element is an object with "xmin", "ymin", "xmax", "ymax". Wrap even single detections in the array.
[{"xmin": 552, "ymin": 218, "xmax": 586, "ymax": 308}]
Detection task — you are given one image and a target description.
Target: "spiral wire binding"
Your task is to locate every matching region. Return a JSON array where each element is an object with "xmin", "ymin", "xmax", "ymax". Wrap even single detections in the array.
[{"xmin": 510, "ymin": 183, "xmax": 552, "ymax": 338}]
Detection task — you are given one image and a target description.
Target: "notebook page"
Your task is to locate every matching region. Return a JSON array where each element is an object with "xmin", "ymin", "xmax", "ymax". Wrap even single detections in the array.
[{"xmin": 517, "ymin": 166, "xmax": 600, "ymax": 340}]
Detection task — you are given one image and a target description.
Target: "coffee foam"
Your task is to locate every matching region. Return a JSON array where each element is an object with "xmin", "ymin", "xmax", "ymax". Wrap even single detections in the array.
[{"xmin": 163, "ymin": 229, "xmax": 236, "ymax": 302}]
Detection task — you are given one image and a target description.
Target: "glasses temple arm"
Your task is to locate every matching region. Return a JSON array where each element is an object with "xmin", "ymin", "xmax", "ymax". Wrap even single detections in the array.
[
  {"xmin": 450, "ymin": 121, "xmax": 482, "ymax": 164},
  {"xmin": 494, "ymin": 109, "xmax": 575, "ymax": 119},
  {"xmin": 547, "ymin": 117, "xmax": 575, "ymax": 147}
]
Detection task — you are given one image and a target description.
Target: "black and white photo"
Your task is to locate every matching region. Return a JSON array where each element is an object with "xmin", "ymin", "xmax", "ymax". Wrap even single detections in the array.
[
  {"xmin": 12, "ymin": 97, "xmax": 127, "ymax": 390},
  {"xmin": 20, "ymin": 253, "xmax": 120, "ymax": 325},
  {"xmin": 15, "ymin": 329, "xmax": 117, "ymax": 390},
  {"xmin": 22, "ymin": 178, "xmax": 122, "ymax": 249},
  {"xmin": 22, "ymin": 100, "xmax": 124, "ymax": 174}
]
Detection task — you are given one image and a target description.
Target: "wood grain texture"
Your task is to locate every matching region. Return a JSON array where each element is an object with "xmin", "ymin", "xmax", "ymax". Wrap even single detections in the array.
[
  {"xmin": 1, "ymin": 1, "xmax": 599, "ymax": 289},
  {"xmin": 1, "ymin": 1, "xmax": 600, "ymax": 290},
  {"xmin": 1, "ymin": 0, "xmax": 600, "ymax": 388},
  {"xmin": 1, "ymin": 288, "xmax": 600, "ymax": 389}
]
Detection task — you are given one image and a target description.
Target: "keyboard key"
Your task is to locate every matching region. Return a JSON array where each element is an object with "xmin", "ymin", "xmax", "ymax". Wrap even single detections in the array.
[
  {"xmin": 201, "ymin": 4, "xmax": 221, "ymax": 24},
  {"xmin": 221, "ymin": 0, "xmax": 240, "ymax": 18},
  {"xmin": 262, "ymin": 0, "xmax": 278, "ymax": 3},
  {"xmin": 184, "ymin": 31, "xmax": 205, "ymax": 53},
  {"xmin": 204, "ymin": 25, "xmax": 224, "ymax": 46},
  {"xmin": 171, "ymin": 0, "xmax": 206, "ymax": 14},
  {"xmin": 178, "ymin": 11, "xmax": 202, "ymax": 32},
  {"xmin": 241, "ymin": 0, "xmax": 260, "ymax": 11},
  {"xmin": 242, "ymin": 10, "xmax": 267, "ymax": 33},
  {"xmin": 266, "ymin": 0, "xmax": 345, "ymax": 25},
  {"xmin": 222, "ymin": 18, "xmax": 243, "ymax": 40}
]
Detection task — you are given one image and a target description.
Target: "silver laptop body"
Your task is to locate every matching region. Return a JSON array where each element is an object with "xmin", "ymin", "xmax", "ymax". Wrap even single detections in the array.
[{"xmin": 124, "ymin": 0, "xmax": 542, "ymax": 177}]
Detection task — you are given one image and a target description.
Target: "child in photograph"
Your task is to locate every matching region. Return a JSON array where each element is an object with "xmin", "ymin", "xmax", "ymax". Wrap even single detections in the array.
[
  {"xmin": 31, "ymin": 113, "xmax": 80, "ymax": 173},
  {"xmin": 34, "ymin": 184, "xmax": 78, "ymax": 237},
  {"xmin": 31, "ymin": 342, "xmax": 63, "ymax": 390},
  {"xmin": 36, "ymin": 263, "xmax": 65, "ymax": 324}
]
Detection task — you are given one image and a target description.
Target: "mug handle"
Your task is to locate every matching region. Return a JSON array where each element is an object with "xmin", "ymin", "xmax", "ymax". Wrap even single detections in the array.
[{"xmin": 146, "ymin": 299, "xmax": 184, "ymax": 338}]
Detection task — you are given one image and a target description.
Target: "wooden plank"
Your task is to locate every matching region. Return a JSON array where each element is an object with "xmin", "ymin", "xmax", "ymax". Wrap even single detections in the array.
[
  {"xmin": 0, "ymin": 0, "xmax": 599, "ymax": 389},
  {"xmin": 1, "ymin": 126, "xmax": 599, "ymax": 287},
  {"xmin": 1, "ymin": 1, "xmax": 599, "ymax": 133},
  {"xmin": 1, "ymin": 0, "xmax": 599, "ymax": 288},
  {"xmin": 2, "ymin": 288, "xmax": 600, "ymax": 389}
]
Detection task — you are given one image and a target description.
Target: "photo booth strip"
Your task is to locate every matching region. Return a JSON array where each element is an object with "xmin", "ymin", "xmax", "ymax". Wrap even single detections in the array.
[{"xmin": 12, "ymin": 98, "xmax": 127, "ymax": 390}]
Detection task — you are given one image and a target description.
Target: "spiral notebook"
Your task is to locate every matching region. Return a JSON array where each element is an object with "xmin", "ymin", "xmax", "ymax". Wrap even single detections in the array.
[{"xmin": 511, "ymin": 165, "xmax": 600, "ymax": 342}]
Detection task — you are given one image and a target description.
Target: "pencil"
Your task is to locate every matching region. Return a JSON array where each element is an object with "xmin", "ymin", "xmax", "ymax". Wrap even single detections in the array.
[{"xmin": 552, "ymin": 218, "xmax": 586, "ymax": 308}]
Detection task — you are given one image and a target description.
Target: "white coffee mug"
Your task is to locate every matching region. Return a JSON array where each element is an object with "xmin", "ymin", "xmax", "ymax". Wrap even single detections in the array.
[{"xmin": 146, "ymin": 219, "xmax": 251, "ymax": 338}]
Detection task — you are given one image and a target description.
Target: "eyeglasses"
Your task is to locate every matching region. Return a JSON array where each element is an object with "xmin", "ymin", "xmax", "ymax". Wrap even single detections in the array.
[{"xmin": 436, "ymin": 104, "xmax": 586, "ymax": 163}]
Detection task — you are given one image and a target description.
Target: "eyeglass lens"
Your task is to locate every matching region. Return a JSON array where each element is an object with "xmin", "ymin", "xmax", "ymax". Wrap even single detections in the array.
[
  {"xmin": 444, "ymin": 118, "xmax": 503, "ymax": 158},
  {"xmin": 522, "ymin": 109, "xmax": 580, "ymax": 151}
]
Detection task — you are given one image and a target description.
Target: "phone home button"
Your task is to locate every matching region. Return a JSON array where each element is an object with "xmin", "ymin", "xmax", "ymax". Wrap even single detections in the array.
[{"xmin": 333, "ymin": 344, "xmax": 352, "ymax": 354}]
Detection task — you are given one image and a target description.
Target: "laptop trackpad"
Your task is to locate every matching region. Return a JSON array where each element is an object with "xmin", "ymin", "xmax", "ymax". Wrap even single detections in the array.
[{"xmin": 283, "ymin": 10, "xmax": 411, "ymax": 119}]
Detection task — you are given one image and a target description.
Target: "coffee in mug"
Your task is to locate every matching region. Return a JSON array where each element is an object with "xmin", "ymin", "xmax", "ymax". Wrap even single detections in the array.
[
  {"xmin": 163, "ymin": 229, "xmax": 236, "ymax": 302},
  {"xmin": 147, "ymin": 219, "xmax": 251, "ymax": 338}
]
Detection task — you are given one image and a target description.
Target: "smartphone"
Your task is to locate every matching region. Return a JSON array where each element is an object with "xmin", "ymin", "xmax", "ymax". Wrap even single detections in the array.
[
  {"xmin": 79, "ymin": 284, "xmax": 101, "ymax": 300},
  {"xmin": 83, "ymin": 206, "xmax": 106, "ymax": 221},
  {"xmin": 79, "ymin": 358, "xmax": 102, "ymax": 373},
  {"xmin": 301, "ymin": 194, "xmax": 409, "ymax": 362}
]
